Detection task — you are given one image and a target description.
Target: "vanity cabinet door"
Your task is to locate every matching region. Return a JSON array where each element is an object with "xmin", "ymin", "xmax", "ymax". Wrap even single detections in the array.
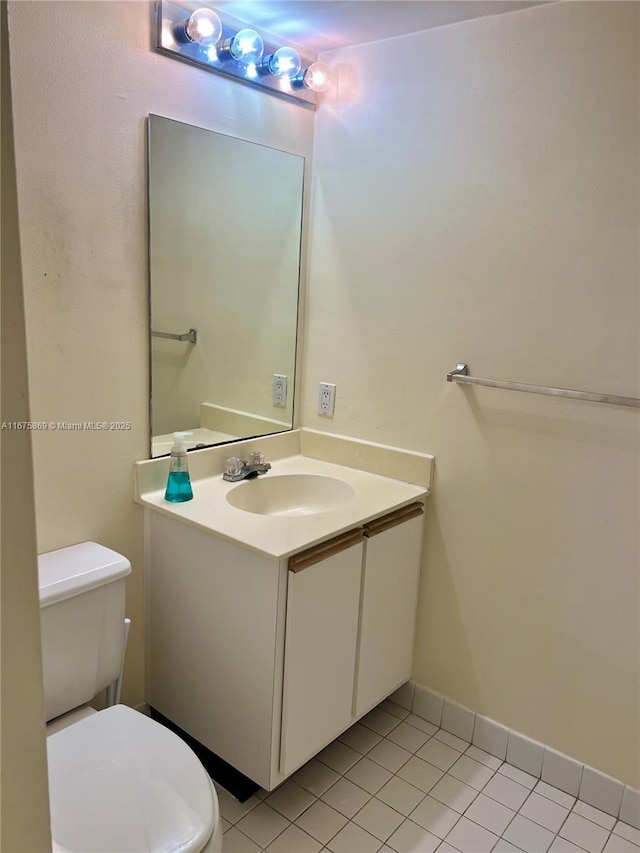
[
  {"xmin": 279, "ymin": 532, "xmax": 364, "ymax": 777},
  {"xmin": 354, "ymin": 504, "xmax": 424, "ymax": 718}
]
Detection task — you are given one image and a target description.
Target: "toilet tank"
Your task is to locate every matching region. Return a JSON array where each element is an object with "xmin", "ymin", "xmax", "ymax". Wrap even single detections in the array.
[{"xmin": 38, "ymin": 542, "xmax": 131, "ymax": 722}]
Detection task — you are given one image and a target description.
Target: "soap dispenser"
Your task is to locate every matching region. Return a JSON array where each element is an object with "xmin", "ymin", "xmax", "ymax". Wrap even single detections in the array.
[{"xmin": 164, "ymin": 432, "xmax": 193, "ymax": 503}]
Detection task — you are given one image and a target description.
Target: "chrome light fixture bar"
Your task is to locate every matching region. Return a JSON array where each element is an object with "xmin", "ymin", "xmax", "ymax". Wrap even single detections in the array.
[{"xmin": 156, "ymin": 0, "xmax": 323, "ymax": 109}]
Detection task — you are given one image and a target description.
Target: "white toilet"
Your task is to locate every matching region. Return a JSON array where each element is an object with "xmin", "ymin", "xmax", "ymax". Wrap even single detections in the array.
[{"xmin": 38, "ymin": 541, "xmax": 223, "ymax": 853}]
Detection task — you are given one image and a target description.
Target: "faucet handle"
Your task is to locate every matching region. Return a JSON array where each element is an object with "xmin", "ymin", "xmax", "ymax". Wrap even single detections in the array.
[
  {"xmin": 224, "ymin": 456, "xmax": 243, "ymax": 477},
  {"xmin": 249, "ymin": 451, "xmax": 265, "ymax": 466}
]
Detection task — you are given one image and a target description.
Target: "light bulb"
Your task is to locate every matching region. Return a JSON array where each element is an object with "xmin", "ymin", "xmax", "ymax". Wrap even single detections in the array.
[
  {"xmin": 260, "ymin": 46, "xmax": 301, "ymax": 79},
  {"xmin": 184, "ymin": 8, "xmax": 222, "ymax": 46},
  {"xmin": 221, "ymin": 28, "xmax": 264, "ymax": 63},
  {"xmin": 292, "ymin": 61, "xmax": 333, "ymax": 92},
  {"xmin": 303, "ymin": 61, "xmax": 333, "ymax": 92}
]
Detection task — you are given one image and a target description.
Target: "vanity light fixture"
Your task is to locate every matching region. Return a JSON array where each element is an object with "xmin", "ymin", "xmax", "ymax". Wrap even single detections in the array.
[{"xmin": 157, "ymin": 0, "xmax": 330, "ymax": 108}]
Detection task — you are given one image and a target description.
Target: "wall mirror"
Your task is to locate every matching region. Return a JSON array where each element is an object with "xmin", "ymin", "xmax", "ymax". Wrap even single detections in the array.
[{"xmin": 148, "ymin": 114, "xmax": 304, "ymax": 457}]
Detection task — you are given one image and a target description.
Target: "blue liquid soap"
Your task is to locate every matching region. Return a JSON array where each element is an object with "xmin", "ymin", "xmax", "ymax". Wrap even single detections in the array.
[
  {"xmin": 164, "ymin": 432, "xmax": 193, "ymax": 502},
  {"xmin": 164, "ymin": 470, "xmax": 193, "ymax": 502}
]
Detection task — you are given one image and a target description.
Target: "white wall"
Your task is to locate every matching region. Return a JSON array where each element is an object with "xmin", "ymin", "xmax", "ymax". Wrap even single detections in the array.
[
  {"xmin": 8, "ymin": 0, "xmax": 314, "ymax": 706},
  {"xmin": 1, "ymin": 3, "xmax": 51, "ymax": 847},
  {"xmin": 304, "ymin": 1, "xmax": 639, "ymax": 785}
]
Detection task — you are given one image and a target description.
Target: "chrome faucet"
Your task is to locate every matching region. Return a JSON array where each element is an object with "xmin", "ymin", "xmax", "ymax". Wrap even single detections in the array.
[{"xmin": 223, "ymin": 452, "xmax": 271, "ymax": 482}]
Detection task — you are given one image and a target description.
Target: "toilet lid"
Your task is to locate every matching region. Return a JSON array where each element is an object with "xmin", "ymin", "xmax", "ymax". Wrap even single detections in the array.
[{"xmin": 47, "ymin": 705, "xmax": 216, "ymax": 853}]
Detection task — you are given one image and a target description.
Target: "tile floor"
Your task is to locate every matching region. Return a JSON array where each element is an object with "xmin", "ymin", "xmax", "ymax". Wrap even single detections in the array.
[{"xmin": 216, "ymin": 700, "xmax": 640, "ymax": 853}]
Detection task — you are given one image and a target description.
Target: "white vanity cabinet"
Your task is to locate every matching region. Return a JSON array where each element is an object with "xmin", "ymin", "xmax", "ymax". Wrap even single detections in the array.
[
  {"xmin": 280, "ymin": 531, "xmax": 364, "ymax": 776},
  {"xmin": 355, "ymin": 504, "xmax": 425, "ymax": 717},
  {"xmin": 145, "ymin": 501, "xmax": 425, "ymax": 791}
]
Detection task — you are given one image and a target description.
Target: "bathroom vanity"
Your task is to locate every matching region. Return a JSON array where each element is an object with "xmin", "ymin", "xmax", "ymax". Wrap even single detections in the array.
[{"xmin": 137, "ymin": 440, "xmax": 431, "ymax": 791}]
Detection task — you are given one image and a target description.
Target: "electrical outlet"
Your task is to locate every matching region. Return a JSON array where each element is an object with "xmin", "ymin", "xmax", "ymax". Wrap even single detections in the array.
[
  {"xmin": 273, "ymin": 374, "xmax": 288, "ymax": 407},
  {"xmin": 318, "ymin": 382, "xmax": 336, "ymax": 416}
]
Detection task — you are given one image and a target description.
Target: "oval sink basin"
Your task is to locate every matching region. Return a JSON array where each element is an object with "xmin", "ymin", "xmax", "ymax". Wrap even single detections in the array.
[{"xmin": 226, "ymin": 474, "xmax": 356, "ymax": 517}]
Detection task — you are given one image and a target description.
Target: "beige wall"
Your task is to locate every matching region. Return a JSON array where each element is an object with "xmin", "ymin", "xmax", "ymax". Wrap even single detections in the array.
[
  {"xmin": 8, "ymin": 0, "xmax": 314, "ymax": 707},
  {"xmin": 304, "ymin": 2, "xmax": 639, "ymax": 785},
  {"xmin": 1, "ymin": 2, "xmax": 52, "ymax": 848}
]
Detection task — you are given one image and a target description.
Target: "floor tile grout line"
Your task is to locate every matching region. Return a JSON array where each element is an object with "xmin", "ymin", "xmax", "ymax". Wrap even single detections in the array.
[
  {"xmin": 219, "ymin": 789, "xmax": 262, "ymax": 826},
  {"xmin": 570, "ymin": 803, "xmax": 621, "ymax": 832},
  {"xmin": 464, "ymin": 769, "xmax": 587, "ymax": 848},
  {"xmin": 249, "ymin": 810, "xmax": 618, "ymax": 853},
  {"xmin": 316, "ymin": 750, "xmax": 480, "ymax": 849},
  {"xmin": 438, "ymin": 761, "xmax": 566, "ymax": 846},
  {"xmin": 575, "ymin": 803, "xmax": 620, "ymax": 828},
  {"xmin": 296, "ymin": 779, "xmax": 387, "ymax": 851},
  {"xmin": 261, "ymin": 792, "xmax": 341, "ymax": 852},
  {"xmin": 217, "ymin": 720, "xmax": 639, "ymax": 853},
  {"xmin": 564, "ymin": 801, "xmax": 623, "ymax": 851},
  {"xmin": 221, "ymin": 778, "xmax": 617, "ymax": 853},
  {"xmin": 321, "ymin": 773, "xmax": 380, "ymax": 809},
  {"xmin": 376, "ymin": 760, "xmax": 494, "ymax": 844},
  {"xmin": 453, "ymin": 770, "xmax": 521, "ymax": 848},
  {"xmin": 530, "ymin": 783, "xmax": 577, "ymax": 810}
]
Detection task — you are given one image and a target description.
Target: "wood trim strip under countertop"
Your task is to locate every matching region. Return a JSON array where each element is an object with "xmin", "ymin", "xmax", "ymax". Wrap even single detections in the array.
[
  {"xmin": 363, "ymin": 502, "xmax": 424, "ymax": 538},
  {"xmin": 288, "ymin": 529, "xmax": 364, "ymax": 573}
]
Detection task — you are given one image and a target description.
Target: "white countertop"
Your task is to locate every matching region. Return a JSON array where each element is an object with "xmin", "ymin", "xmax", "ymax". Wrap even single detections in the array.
[{"xmin": 137, "ymin": 454, "xmax": 429, "ymax": 559}]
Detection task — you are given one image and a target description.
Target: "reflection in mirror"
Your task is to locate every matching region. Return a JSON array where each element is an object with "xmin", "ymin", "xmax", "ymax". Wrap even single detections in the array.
[{"xmin": 148, "ymin": 115, "xmax": 304, "ymax": 457}]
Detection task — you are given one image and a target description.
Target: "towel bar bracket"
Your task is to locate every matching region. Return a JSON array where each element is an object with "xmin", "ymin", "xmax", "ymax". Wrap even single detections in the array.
[{"xmin": 447, "ymin": 364, "xmax": 469, "ymax": 382}]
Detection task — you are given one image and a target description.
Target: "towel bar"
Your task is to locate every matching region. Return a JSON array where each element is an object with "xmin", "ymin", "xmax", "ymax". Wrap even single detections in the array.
[
  {"xmin": 151, "ymin": 328, "xmax": 198, "ymax": 343},
  {"xmin": 447, "ymin": 364, "xmax": 640, "ymax": 408}
]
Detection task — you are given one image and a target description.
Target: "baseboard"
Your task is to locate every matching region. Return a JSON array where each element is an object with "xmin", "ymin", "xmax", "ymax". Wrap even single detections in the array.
[{"xmin": 390, "ymin": 681, "xmax": 640, "ymax": 830}]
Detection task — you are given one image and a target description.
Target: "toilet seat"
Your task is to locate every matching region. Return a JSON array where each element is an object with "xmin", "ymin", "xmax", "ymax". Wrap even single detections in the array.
[{"xmin": 47, "ymin": 704, "xmax": 218, "ymax": 853}]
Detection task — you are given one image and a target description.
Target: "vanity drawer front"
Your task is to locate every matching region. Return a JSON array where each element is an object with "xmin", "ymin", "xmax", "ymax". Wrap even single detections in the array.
[
  {"xmin": 279, "ymin": 538, "xmax": 364, "ymax": 777},
  {"xmin": 354, "ymin": 508, "xmax": 424, "ymax": 717}
]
